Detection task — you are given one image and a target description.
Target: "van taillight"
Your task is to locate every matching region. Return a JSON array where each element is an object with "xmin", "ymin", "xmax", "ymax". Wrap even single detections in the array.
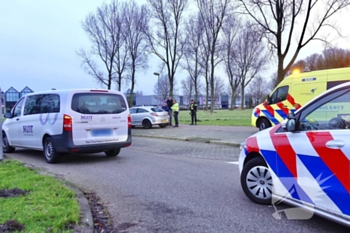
[
  {"xmin": 128, "ymin": 114, "xmax": 131, "ymax": 128},
  {"xmin": 63, "ymin": 114, "xmax": 72, "ymax": 131}
]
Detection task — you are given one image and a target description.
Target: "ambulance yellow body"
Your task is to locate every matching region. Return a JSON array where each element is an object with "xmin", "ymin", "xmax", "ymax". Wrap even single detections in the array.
[{"xmin": 252, "ymin": 67, "xmax": 350, "ymax": 130}]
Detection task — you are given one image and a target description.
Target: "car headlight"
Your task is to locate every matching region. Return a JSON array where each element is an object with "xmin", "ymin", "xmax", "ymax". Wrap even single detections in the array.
[{"xmin": 240, "ymin": 141, "xmax": 246, "ymax": 150}]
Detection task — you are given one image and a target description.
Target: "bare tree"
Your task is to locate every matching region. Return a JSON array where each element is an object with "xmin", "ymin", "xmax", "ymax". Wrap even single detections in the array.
[
  {"xmin": 181, "ymin": 76, "xmax": 194, "ymax": 100},
  {"xmin": 145, "ymin": 0, "xmax": 188, "ymax": 97},
  {"xmin": 78, "ymin": 0, "xmax": 127, "ymax": 90},
  {"xmin": 239, "ymin": 0, "xmax": 350, "ymax": 87},
  {"xmin": 247, "ymin": 76, "xmax": 269, "ymax": 106},
  {"xmin": 222, "ymin": 14, "xmax": 240, "ymax": 110},
  {"xmin": 289, "ymin": 46, "xmax": 350, "ymax": 74},
  {"xmin": 197, "ymin": 0, "xmax": 232, "ymax": 113},
  {"xmin": 153, "ymin": 74, "xmax": 178, "ymax": 103},
  {"xmin": 233, "ymin": 25, "xmax": 269, "ymax": 109},
  {"xmin": 123, "ymin": 0, "xmax": 149, "ymax": 106},
  {"xmin": 182, "ymin": 13, "xmax": 205, "ymax": 102},
  {"xmin": 135, "ymin": 90, "xmax": 143, "ymax": 96},
  {"xmin": 212, "ymin": 76, "xmax": 226, "ymax": 97}
]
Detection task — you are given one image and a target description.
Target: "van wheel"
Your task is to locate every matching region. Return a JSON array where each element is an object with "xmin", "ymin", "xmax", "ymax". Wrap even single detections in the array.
[
  {"xmin": 105, "ymin": 148, "xmax": 121, "ymax": 157},
  {"xmin": 241, "ymin": 157, "xmax": 272, "ymax": 205},
  {"xmin": 142, "ymin": 119, "xmax": 152, "ymax": 129},
  {"xmin": 43, "ymin": 137, "xmax": 61, "ymax": 163},
  {"xmin": 258, "ymin": 118, "xmax": 271, "ymax": 131},
  {"xmin": 3, "ymin": 133, "xmax": 15, "ymax": 153}
]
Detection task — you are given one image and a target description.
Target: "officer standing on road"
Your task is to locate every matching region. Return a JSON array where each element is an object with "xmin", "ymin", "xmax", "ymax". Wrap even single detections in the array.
[
  {"xmin": 166, "ymin": 96, "xmax": 173, "ymax": 126},
  {"xmin": 190, "ymin": 99, "xmax": 198, "ymax": 125}
]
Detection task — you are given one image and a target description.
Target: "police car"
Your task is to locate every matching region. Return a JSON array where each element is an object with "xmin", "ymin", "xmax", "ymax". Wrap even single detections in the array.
[
  {"xmin": 2, "ymin": 89, "xmax": 131, "ymax": 163},
  {"xmin": 239, "ymin": 82, "xmax": 350, "ymax": 226}
]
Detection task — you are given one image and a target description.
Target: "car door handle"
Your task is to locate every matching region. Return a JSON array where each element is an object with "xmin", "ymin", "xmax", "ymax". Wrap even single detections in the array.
[
  {"xmin": 16, "ymin": 118, "xmax": 20, "ymax": 121},
  {"xmin": 326, "ymin": 140, "xmax": 345, "ymax": 149}
]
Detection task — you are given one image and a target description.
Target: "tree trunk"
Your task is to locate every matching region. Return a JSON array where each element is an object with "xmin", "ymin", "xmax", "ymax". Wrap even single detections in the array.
[
  {"xmin": 230, "ymin": 86, "xmax": 236, "ymax": 110},
  {"xmin": 240, "ymin": 82, "xmax": 245, "ymax": 110}
]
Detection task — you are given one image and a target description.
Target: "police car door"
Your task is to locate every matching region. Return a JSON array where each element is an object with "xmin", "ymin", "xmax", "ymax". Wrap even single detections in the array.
[{"xmin": 275, "ymin": 87, "xmax": 350, "ymax": 217}]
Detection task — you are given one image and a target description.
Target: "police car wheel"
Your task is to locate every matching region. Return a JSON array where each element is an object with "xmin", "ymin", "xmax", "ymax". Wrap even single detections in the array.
[
  {"xmin": 142, "ymin": 119, "xmax": 152, "ymax": 129},
  {"xmin": 241, "ymin": 157, "xmax": 272, "ymax": 205},
  {"xmin": 105, "ymin": 148, "xmax": 120, "ymax": 157},
  {"xmin": 3, "ymin": 133, "xmax": 15, "ymax": 153},
  {"xmin": 258, "ymin": 118, "xmax": 271, "ymax": 131},
  {"xmin": 43, "ymin": 137, "xmax": 61, "ymax": 163}
]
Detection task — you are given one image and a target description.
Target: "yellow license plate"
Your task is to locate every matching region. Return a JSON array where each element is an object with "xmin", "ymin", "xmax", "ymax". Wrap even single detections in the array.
[{"xmin": 161, "ymin": 119, "xmax": 167, "ymax": 122}]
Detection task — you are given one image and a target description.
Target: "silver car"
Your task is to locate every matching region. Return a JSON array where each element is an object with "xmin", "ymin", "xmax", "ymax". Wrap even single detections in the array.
[{"xmin": 130, "ymin": 106, "xmax": 169, "ymax": 129}]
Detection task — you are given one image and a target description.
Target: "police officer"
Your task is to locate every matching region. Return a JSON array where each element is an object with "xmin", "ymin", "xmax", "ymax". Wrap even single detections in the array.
[{"xmin": 190, "ymin": 99, "xmax": 197, "ymax": 125}]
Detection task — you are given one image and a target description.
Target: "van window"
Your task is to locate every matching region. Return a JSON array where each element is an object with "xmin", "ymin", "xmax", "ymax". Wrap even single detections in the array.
[
  {"xmin": 269, "ymin": 86, "xmax": 289, "ymax": 104},
  {"xmin": 12, "ymin": 98, "xmax": 25, "ymax": 117},
  {"xmin": 24, "ymin": 94, "xmax": 60, "ymax": 115},
  {"xmin": 72, "ymin": 93, "xmax": 127, "ymax": 114}
]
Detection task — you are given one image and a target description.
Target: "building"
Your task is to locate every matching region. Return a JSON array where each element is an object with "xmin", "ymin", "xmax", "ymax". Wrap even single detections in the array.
[{"xmin": 4, "ymin": 86, "xmax": 33, "ymax": 112}]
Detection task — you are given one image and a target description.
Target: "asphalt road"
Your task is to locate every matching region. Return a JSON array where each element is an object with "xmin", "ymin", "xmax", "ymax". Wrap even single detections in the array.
[{"xmin": 4, "ymin": 137, "xmax": 349, "ymax": 233}]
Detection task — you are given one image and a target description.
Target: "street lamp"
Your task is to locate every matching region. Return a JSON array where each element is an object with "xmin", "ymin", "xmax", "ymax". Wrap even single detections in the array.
[{"xmin": 153, "ymin": 72, "xmax": 160, "ymax": 105}]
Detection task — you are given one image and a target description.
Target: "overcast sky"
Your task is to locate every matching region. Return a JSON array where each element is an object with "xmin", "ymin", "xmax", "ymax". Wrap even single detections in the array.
[{"xmin": 1, "ymin": 1, "xmax": 350, "ymax": 95}]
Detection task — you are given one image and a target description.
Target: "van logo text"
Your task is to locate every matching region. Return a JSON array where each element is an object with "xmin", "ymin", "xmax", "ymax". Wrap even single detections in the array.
[
  {"xmin": 81, "ymin": 116, "xmax": 93, "ymax": 120},
  {"xmin": 23, "ymin": 125, "xmax": 33, "ymax": 134}
]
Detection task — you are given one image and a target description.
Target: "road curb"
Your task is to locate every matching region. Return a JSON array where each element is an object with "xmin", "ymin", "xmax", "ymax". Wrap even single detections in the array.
[{"xmin": 132, "ymin": 134, "xmax": 241, "ymax": 147}]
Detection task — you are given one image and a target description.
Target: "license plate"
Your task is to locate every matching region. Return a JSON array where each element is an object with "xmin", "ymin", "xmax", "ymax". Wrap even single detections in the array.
[
  {"xmin": 91, "ymin": 129, "xmax": 112, "ymax": 136},
  {"xmin": 161, "ymin": 119, "xmax": 168, "ymax": 123}
]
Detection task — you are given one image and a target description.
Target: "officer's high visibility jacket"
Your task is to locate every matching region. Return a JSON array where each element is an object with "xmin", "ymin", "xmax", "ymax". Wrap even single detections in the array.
[{"xmin": 172, "ymin": 103, "xmax": 179, "ymax": 112}]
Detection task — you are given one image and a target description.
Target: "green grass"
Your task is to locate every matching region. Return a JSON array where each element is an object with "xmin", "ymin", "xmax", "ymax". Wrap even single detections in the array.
[
  {"xmin": 178, "ymin": 109, "xmax": 253, "ymax": 126},
  {"xmin": 0, "ymin": 160, "xmax": 80, "ymax": 233}
]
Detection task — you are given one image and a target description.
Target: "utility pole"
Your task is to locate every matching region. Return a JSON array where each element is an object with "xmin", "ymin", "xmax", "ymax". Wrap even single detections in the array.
[{"xmin": 153, "ymin": 72, "xmax": 160, "ymax": 105}]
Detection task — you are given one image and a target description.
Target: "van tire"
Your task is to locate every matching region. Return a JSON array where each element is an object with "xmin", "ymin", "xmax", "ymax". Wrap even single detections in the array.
[
  {"xmin": 3, "ymin": 133, "xmax": 15, "ymax": 153},
  {"xmin": 240, "ymin": 157, "xmax": 272, "ymax": 205},
  {"xmin": 142, "ymin": 119, "xmax": 152, "ymax": 129},
  {"xmin": 43, "ymin": 137, "xmax": 61, "ymax": 163},
  {"xmin": 105, "ymin": 148, "xmax": 121, "ymax": 157},
  {"xmin": 258, "ymin": 118, "xmax": 271, "ymax": 131}
]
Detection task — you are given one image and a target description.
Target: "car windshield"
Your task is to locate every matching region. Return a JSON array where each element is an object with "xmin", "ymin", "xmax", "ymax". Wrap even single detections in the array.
[
  {"xmin": 72, "ymin": 93, "xmax": 127, "ymax": 114},
  {"xmin": 151, "ymin": 108, "xmax": 165, "ymax": 112}
]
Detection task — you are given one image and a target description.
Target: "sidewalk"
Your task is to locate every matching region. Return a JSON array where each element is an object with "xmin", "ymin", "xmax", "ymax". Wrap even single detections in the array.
[{"xmin": 131, "ymin": 124, "xmax": 258, "ymax": 147}]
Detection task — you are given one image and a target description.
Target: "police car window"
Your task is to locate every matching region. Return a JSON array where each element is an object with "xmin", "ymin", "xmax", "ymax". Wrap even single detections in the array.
[
  {"xmin": 270, "ymin": 86, "xmax": 289, "ymax": 104},
  {"xmin": 13, "ymin": 98, "xmax": 25, "ymax": 117},
  {"xmin": 298, "ymin": 90, "xmax": 350, "ymax": 131},
  {"xmin": 72, "ymin": 93, "xmax": 127, "ymax": 114}
]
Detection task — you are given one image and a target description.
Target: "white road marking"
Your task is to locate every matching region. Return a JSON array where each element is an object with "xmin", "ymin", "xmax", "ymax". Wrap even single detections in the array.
[{"xmin": 226, "ymin": 161, "xmax": 239, "ymax": 165}]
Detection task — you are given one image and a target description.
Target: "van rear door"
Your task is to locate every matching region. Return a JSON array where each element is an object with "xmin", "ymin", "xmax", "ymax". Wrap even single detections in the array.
[{"xmin": 69, "ymin": 90, "xmax": 129, "ymax": 146}]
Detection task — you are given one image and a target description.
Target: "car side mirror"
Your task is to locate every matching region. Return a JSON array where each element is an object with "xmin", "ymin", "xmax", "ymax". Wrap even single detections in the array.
[
  {"xmin": 266, "ymin": 95, "xmax": 271, "ymax": 105},
  {"xmin": 4, "ymin": 112, "xmax": 11, "ymax": 118},
  {"xmin": 286, "ymin": 118, "xmax": 296, "ymax": 132}
]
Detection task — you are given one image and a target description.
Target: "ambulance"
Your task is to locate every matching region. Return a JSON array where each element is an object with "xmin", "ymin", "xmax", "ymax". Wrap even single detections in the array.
[{"xmin": 252, "ymin": 67, "xmax": 350, "ymax": 130}]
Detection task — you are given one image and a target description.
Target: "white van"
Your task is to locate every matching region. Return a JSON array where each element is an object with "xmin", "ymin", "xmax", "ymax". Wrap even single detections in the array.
[{"xmin": 2, "ymin": 89, "xmax": 132, "ymax": 163}]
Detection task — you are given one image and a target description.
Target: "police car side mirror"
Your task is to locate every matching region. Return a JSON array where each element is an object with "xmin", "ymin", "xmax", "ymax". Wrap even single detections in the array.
[
  {"xmin": 286, "ymin": 118, "xmax": 296, "ymax": 132},
  {"xmin": 4, "ymin": 112, "xmax": 12, "ymax": 118}
]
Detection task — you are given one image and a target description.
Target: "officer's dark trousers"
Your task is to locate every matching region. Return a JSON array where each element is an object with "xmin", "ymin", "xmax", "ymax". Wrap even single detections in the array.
[{"xmin": 191, "ymin": 111, "xmax": 197, "ymax": 124}]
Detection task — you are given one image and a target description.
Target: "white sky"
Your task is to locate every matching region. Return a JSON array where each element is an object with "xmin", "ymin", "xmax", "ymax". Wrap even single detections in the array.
[{"xmin": 1, "ymin": 1, "xmax": 350, "ymax": 95}]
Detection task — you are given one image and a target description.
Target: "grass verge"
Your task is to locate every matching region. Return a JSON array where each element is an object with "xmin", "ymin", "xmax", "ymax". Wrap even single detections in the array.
[
  {"xmin": 0, "ymin": 159, "xmax": 80, "ymax": 233},
  {"xmin": 178, "ymin": 109, "xmax": 252, "ymax": 126}
]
